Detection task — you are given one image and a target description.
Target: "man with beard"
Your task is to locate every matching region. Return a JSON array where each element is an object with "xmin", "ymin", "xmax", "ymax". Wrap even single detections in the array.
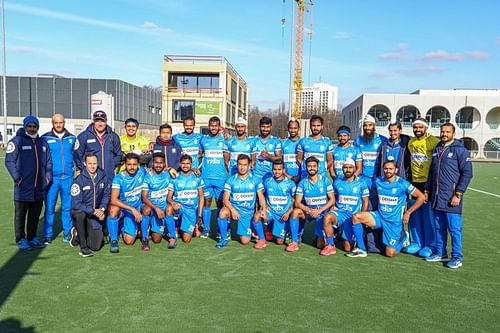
[
  {"xmin": 354, "ymin": 114, "xmax": 386, "ymax": 253},
  {"xmin": 331, "ymin": 126, "xmax": 362, "ymax": 180},
  {"xmin": 296, "ymin": 115, "xmax": 334, "ymax": 179},
  {"xmin": 321, "ymin": 159, "xmax": 370, "ymax": 257},
  {"xmin": 405, "ymin": 118, "xmax": 441, "ymax": 257},
  {"xmin": 224, "ymin": 117, "xmax": 255, "ymax": 176},
  {"xmin": 173, "ymin": 116, "xmax": 203, "ymax": 171},
  {"xmin": 282, "ymin": 119, "xmax": 301, "ymax": 183},
  {"xmin": 152, "ymin": 123, "xmax": 182, "ymax": 177},
  {"xmin": 199, "ymin": 116, "xmax": 227, "ymax": 238},
  {"xmin": 375, "ymin": 121, "xmax": 411, "ymax": 179},
  {"xmin": 119, "ymin": 118, "xmax": 151, "ymax": 170},
  {"xmin": 141, "ymin": 153, "xmax": 172, "ymax": 245},
  {"xmin": 352, "ymin": 160, "xmax": 425, "ymax": 258},
  {"xmin": 289, "ymin": 157, "xmax": 336, "ymax": 252},
  {"xmin": 252, "ymin": 116, "xmax": 282, "ymax": 184},
  {"xmin": 42, "ymin": 114, "xmax": 76, "ymax": 244},
  {"xmin": 425, "ymin": 123, "xmax": 472, "ymax": 269}
]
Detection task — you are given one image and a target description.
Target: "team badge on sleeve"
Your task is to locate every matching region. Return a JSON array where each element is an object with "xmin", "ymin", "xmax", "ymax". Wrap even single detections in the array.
[
  {"xmin": 73, "ymin": 139, "xmax": 80, "ymax": 150},
  {"xmin": 71, "ymin": 184, "xmax": 81, "ymax": 196},
  {"xmin": 6, "ymin": 142, "xmax": 15, "ymax": 153}
]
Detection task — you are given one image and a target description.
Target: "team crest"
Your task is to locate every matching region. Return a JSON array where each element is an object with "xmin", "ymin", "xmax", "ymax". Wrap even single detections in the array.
[
  {"xmin": 246, "ymin": 144, "xmax": 250, "ymax": 149},
  {"xmin": 391, "ymin": 188, "xmax": 397, "ymax": 194},
  {"xmin": 320, "ymin": 145, "xmax": 325, "ymax": 151},
  {"xmin": 6, "ymin": 142, "xmax": 15, "ymax": 153},
  {"xmin": 172, "ymin": 148, "xmax": 176, "ymax": 153},
  {"xmin": 71, "ymin": 184, "xmax": 80, "ymax": 196},
  {"xmin": 353, "ymin": 187, "xmax": 358, "ymax": 193},
  {"xmin": 319, "ymin": 187, "xmax": 324, "ymax": 193},
  {"xmin": 192, "ymin": 181, "xmax": 197, "ymax": 186},
  {"xmin": 73, "ymin": 139, "xmax": 80, "ymax": 150},
  {"xmin": 448, "ymin": 152, "xmax": 454, "ymax": 158},
  {"xmin": 269, "ymin": 144, "xmax": 274, "ymax": 150}
]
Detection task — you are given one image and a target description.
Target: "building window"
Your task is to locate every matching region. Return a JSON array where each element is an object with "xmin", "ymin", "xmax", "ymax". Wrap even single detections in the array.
[
  {"xmin": 168, "ymin": 73, "xmax": 219, "ymax": 92},
  {"xmin": 172, "ymin": 100, "xmax": 195, "ymax": 122},
  {"xmin": 231, "ymin": 79, "xmax": 237, "ymax": 104}
]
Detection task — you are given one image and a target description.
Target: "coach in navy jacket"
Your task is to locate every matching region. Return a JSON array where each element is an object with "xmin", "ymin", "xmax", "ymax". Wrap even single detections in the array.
[
  {"xmin": 425, "ymin": 123, "xmax": 472, "ymax": 268},
  {"xmin": 73, "ymin": 110, "xmax": 122, "ymax": 181},
  {"xmin": 5, "ymin": 115, "xmax": 52, "ymax": 249}
]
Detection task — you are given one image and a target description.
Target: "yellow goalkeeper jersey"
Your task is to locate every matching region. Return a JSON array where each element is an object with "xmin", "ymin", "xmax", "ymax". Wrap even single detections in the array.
[
  {"xmin": 408, "ymin": 134, "xmax": 440, "ymax": 183},
  {"xmin": 120, "ymin": 135, "xmax": 150, "ymax": 154}
]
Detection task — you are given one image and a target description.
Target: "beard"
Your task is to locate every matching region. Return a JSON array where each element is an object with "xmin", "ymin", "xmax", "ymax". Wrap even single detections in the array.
[{"xmin": 362, "ymin": 130, "xmax": 375, "ymax": 142}]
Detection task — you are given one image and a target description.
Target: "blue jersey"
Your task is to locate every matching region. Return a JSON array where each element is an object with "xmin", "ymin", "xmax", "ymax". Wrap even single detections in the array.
[
  {"xmin": 252, "ymin": 135, "xmax": 282, "ymax": 180},
  {"xmin": 354, "ymin": 134, "xmax": 386, "ymax": 179},
  {"xmin": 296, "ymin": 175, "xmax": 334, "ymax": 210},
  {"xmin": 332, "ymin": 144, "xmax": 362, "ymax": 178},
  {"xmin": 281, "ymin": 137, "xmax": 300, "ymax": 177},
  {"xmin": 173, "ymin": 132, "xmax": 203, "ymax": 169},
  {"xmin": 224, "ymin": 174, "xmax": 264, "ymax": 216},
  {"xmin": 374, "ymin": 176, "xmax": 415, "ymax": 222},
  {"xmin": 297, "ymin": 136, "xmax": 333, "ymax": 177},
  {"xmin": 111, "ymin": 167, "xmax": 146, "ymax": 209},
  {"xmin": 200, "ymin": 134, "xmax": 227, "ymax": 180},
  {"xmin": 264, "ymin": 177, "xmax": 296, "ymax": 215},
  {"xmin": 333, "ymin": 177, "xmax": 369, "ymax": 213},
  {"xmin": 168, "ymin": 172, "xmax": 204, "ymax": 209},
  {"xmin": 224, "ymin": 136, "xmax": 256, "ymax": 176},
  {"xmin": 143, "ymin": 170, "xmax": 172, "ymax": 210}
]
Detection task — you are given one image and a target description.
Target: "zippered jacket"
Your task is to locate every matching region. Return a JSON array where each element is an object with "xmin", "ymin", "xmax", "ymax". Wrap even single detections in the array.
[
  {"xmin": 42, "ymin": 129, "xmax": 76, "ymax": 179},
  {"xmin": 71, "ymin": 167, "xmax": 111, "ymax": 214}
]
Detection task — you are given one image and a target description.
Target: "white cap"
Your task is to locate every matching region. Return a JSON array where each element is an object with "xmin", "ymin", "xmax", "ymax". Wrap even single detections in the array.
[
  {"xmin": 412, "ymin": 119, "xmax": 429, "ymax": 128},
  {"xmin": 363, "ymin": 114, "xmax": 376, "ymax": 124},
  {"xmin": 343, "ymin": 158, "xmax": 356, "ymax": 167},
  {"xmin": 235, "ymin": 117, "xmax": 247, "ymax": 126}
]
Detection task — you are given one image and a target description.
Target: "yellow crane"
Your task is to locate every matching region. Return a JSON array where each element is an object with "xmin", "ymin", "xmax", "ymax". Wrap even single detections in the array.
[{"xmin": 292, "ymin": 0, "xmax": 313, "ymax": 121}]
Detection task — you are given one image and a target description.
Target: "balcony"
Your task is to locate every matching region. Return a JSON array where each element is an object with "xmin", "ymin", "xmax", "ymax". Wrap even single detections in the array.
[{"xmin": 165, "ymin": 87, "xmax": 222, "ymax": 97}]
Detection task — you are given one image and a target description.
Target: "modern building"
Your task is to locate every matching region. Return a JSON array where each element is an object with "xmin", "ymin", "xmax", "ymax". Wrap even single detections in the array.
[
  {"xmin": 162, "ymin": 55, "xmax": 248, "ymax": 134},
  {"xmin": 300, "ymin": 82, "xmax": 338, "ymax": 114},
  {"xmin": 0, "ymin": 74, "xmax": 162, "ymax": 141},
  {"xmin": 342, "ymin": 89, "xmax": 500, "ymax": 158}
]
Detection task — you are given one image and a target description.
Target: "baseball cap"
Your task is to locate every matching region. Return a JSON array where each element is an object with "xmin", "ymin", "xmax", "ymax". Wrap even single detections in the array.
[{"xmin": 93, "ymin": 110, "xmax": 107, "ymax": 121}]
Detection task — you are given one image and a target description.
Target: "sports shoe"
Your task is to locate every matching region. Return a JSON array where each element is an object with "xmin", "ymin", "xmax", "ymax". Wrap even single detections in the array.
[
  {"xmin": 167, "ymin": 240, "xmax": 177, "ymax": 249},
  {"xmin": 446, "ymin": 257, "xmax": 463, "ymax": 269},
  {"xmin": 200, "ymin": 230, "xmax": 210, "ymax": 239},
  {"xmin": 29, "ymin": 237, "xmax": 46, "ymax": 249},
  {"xmin": 402, "ymin": 231, "xmax": 410, "ymax": 248},
  {"xmin": 141, "ymin": 240, "xmax": 151, "ymax": 252},
  {"xmin": 225, "ymin": 231, "xmax": 231, "ymax": 241},
  {"xmin": 79, "ymin": 248, "xmax": 94, "ymax": 257},
  {"xmin": 254, "ymin": 240, "xmax": 267, "ymax": 249},
  {"xmin": 62, "ymin": 233, "xmax": 71, "ymax": 243},
  {"xmin": 418, "ymin": 246, "xmax": 433, "ymax": 259},
  {"xmin": 346, "ymin": 248, "xmax": 367, "ymax": 258},
  {"xmin": 425, "ymin": 253, "xmax": 447, "ymax": 262},
  {"xmin": 320, "ymin": 244, "xmax": 337, "ymax": 256},
  {"xmin": 265, "ymin": 230, "xmax": 273, "ymax": 241},
  {"xmin": 17, "ymin": 238, "xmax": 33, "ymax": 251},
  {"xmin": 402, "ymin": 243, "xmax": 421, "ymax": 254},
  {"xmin": 285, "ymin": 242, "xmax": 299, "ymax": 252},
  {"xmin": 43, "ymin": 237, "xmax": 52, "ymax": 245},
  {"xmin": 69, "ymin": 227, "xmax": 78, "ymax": 247},
  {"xmin": 215, "ymin": 239, "xmax": 229, "ymax": 249},
  {"xmin": 110, "ymin": 240, "xmax": 119, "ymax": 253}
]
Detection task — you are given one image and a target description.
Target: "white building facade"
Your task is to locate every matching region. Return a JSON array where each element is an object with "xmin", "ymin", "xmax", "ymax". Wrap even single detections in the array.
[
  {"xmin": 342, "ymin": 89, "xmax": 500, "ymax": 159},
  {"xmin": 300, "ymin": 83, "xmax": 338, "ymax": 113}
]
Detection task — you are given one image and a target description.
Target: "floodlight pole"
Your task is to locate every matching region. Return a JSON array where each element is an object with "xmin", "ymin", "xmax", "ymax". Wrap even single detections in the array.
[{"xmin": 1, "ymin": 0, "xmax": 6, "ymax": 145}]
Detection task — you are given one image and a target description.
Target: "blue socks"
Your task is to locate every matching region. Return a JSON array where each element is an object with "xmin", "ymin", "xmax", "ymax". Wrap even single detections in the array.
[
  {"xmin": 217, "ymin": 218, "xmax": 228, "ymax": 238},
  {"xmin": 140, "ymin": 216, "xmax": 150, "ymax": 241},
  {"xmin": 166, "ymin": 216, "xmax": 177, "ymax": 240},
  {"xmin": 326, "ymin": 236, "xmax": 335, "ymax": 246},
  {"xmin": 353, "ymin": 223, "xmax": 366, "ymax": 251},
  {"xmin": 290, "ymin": 218, "xmax": 299, "ymax": 243},
  {"xmin": 253, "ymin": 220, "xmax": 265, "ymax": 240},
  {"xmin": 106, "ymin": 216, "xmax": 119, "ymax": 242},
  {"xmin": 202, "ymin": 207, "xmax": 211, "ymax": 232}
]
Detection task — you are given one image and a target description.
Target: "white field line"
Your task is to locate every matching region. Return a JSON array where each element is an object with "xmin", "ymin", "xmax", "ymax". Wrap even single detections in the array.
[{"xmin": 468, "ymin": 187, "xmax": 500, "ymax": 198}]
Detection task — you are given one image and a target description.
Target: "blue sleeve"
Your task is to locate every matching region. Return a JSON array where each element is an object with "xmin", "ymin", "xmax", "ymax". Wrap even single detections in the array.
[
  {"xmin": 5, "ymin": 138, "xmax": 21, "ymax": 182},
  {"xmin": 456, "ymin": 148, "xmax": 473, "ymax": 193},
  {"xmin": 71, "ymin": 178, "xmax": 93, "ymax": 214},
  {"xmin": 112, "ymin": 133, "xmax": 122, "ymax": 168},
  {"xmin": 73, "ymin": 134, "xmax": 85, "ymax": 172}
]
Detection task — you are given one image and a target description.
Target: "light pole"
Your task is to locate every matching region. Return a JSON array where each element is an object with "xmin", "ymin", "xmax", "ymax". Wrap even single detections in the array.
[{"xmin": 1, "ymin": 0, "xmax": 7, "ymax": 145}]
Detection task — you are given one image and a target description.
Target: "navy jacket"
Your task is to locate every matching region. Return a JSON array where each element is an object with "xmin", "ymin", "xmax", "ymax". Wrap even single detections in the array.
[
  {"xmin": 5, "ymin": 128, "xmax": 53, "ymax": 201},
  {"xmin": 42, "ymin": 129, "xmax": 76, "ymax": 179},
  {"xmin": 426, "ymin": 139, "xmax": 473, "ymax": 214},
  {"xmin": 71, "ymin": 168, "xmax": 111, "ymax": 214},
  {"xmin": 152, "ymin": 136, "xmax": 182, "ymax": 170},
  {"xmin": 74, "ymin": 124, "xmax": 122, "ymax": 181},
  {"xmin": 375, "ymin": 134, "xmax": 412, "ymax": 181}
]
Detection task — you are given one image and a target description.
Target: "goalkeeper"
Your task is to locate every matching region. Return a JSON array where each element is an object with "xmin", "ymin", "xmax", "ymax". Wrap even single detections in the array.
[{"xmin": 119, "ymin": 118, "xmax": 151, "ymax": 170}]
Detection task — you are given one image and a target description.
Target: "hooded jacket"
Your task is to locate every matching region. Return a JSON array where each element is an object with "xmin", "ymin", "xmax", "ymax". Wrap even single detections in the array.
[
  {"xmin": 152, "ymin": 136, "xmax": 182, "ymax": 170},
  {"xmin": 42, "ymin": 129, "xmax": 76, "ymax": 179},
  {"xmin": 375, "ymin": 134, "xmax": 412, "ymax": 181},
  {"xmin": 71, "ymin": 167, "xmax": 111, "ymax": 214}
]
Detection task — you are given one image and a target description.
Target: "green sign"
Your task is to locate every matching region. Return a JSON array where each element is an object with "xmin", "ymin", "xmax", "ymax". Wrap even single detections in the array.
[{"xmin": 196, "ymin": 101, "xmax": 221, "ymax": 116}]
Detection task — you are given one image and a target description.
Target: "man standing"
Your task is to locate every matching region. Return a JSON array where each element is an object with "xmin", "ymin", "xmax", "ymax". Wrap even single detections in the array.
[
  {"xmin": 5, "ymin": 115, "xmax": 52, "ymax": 250},
  {"xmin": 173, "ymin": 116, "xmax": 203, "ymax": 170},
  {"xmin": 425, "ymin": 123, "xmax": 472, "ymax": 269},
  {"xmin": 252, "ymin": 116, "xmax": 282, "ymax": 184},
  {"xmin": 42, "ymin": 114, "xmax": 76, "ymax": 244},
  {"xmin": 331, "ymin": 126, "xmax": 362, "ymax": 180},
  {"xmin": 119, "ymin": 118, "xmax": 151, "ymax": 169},
  {"xmin": 70, "ymin": 153, "xmax": 111, "ymax": 257},
  {"xmin": 74, "ymin": 110, "xmax": 122, "ymax": 182},
  {"xmin": 152, "ymin": 123, "xmax": 182, "ymax": 176},
  {"xmin": 296, "ymin": 115, "xmax": 334, "ymax": 179},
  {"xmin": 352, "ymin": 160, "xmax": 425, "ymax": 258},
  {"xmin": 216, "ymin": 154, "xmax": 267, "ymax": 249},
  {"xmin": 405, "ymin": 118, "xmax": 441, "ymax": 257},
  {"xmin": 281, "ymin": 119, "xmax": 301, "ymax": 182},
  {"xmin": 289, "ymin": 156, "xmax": 336, "ymax": 252},
  {"xmin": 375, "ymin": 121, "xmax": 411, "ymax": 179},
  {"xmin": 224, "ymin": 117, "xmax": 255, "ymax": 176},
  {"xmin": 199, "ymin": 116, "xmax": 227, "ymax": 238},
  {"xmin": 354, "ymin": 114, "xmax": 386, "ymax": 253}
]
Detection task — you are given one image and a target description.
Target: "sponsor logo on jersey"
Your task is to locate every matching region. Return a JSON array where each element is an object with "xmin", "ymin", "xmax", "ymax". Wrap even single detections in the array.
[
  {"xmin": 124, "ymin": 187, "xmax": 142, "ymax": 199},
  {"xmin": 87, "ymin": 139, "xmax": 96, "ymax": 143},
  {"xmin": 268, "ymin": 195, "xmax": 288, "ymax": 205},
  {"xmin": 338, "ymin": 195, "xmax": 359, "ymax": 205},
  {"xmin": 151, "ymin": 188, "xmax": 169, "ymax": 199},
  {"xmin": 304, "ymin": 152, "xmax": 325, "ymax": 161},
  {"xmin": 22, "ymin": 145, "xmax": 32, "ymax": 150},
  {"xmin": 304, "ymin": 196, "xmax": 327, "ymax": 206},
  {"xmin": 183, "ymin": 147, "xmax": 199, "ymax": 155},
  {"xmin": 283, "ymin": 153, "xmax": 296, "ymax": 162},
  {"xmin": 233, "ymin": 192, "xmax": 255, "ymax": 202},
  {"xmin": 176, "ymin": 189, "xmax": 198, "ymax": 199},
  {"xmin": 205, "ymin": 150, "xmax": 224, "ymax": 158},
  {"xmin": 47, "ymin": 139, "xmax": 56, "ymax": 144},
  {"xmin": 411, "ymin": 153, "xmax": 428, "ymax": 162},
  {"xmin": 379, "ymin": 195, "xmax": 398, "ymax": 206},
  {"xmin": 361, "ymin": 152, "xmax": 377, "ymax": 160}
]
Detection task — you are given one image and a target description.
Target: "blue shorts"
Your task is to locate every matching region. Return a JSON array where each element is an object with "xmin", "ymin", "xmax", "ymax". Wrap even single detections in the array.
[
  {"xmin": 369, "ymin": 211, "xmax": 405, "ymax": 251},
  {"xmin": 267, "ymin": 210, "xmax": 288, "ymax": 239},
  {"xmin": 330, "ymin": 210, "xmax": 354, "ymax": 241},
  {"xmin": 150, "ymin": 215, "xmax": 166, "ymax": 235},
  {"xmin": 178, "ymin": 206, "xmax": 197, "ymax": 235},
  {"xmin": 235, "ymin": 213, "xmax": 254, "ymax": 237},
  {"xmin": 203, "ymin": 178, "xmax": 224, "ymax": 201},
  {"xmin": 121, "ymin": 209, "xmax": 142, "ymax": 237},
  {"xmin": 305, "ymin": 210, "xmax": 328, "ymax": 238}
]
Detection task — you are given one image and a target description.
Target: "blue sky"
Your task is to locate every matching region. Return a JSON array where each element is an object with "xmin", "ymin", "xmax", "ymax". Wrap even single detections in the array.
[{"xmin": 6, "ymin": 0, "xmax": 500, "ymax": 110}]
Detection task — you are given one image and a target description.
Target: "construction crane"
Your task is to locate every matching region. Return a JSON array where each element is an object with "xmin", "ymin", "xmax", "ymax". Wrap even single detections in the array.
[{"xmin": 291, "ymin": 0, "xmax": 313, "ymax": 121}]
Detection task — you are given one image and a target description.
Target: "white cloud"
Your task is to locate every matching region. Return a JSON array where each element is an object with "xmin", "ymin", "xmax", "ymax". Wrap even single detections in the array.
[
  {"xmin": 420, "ymin": 50, "xmax": 464, "ymax": 62},
  {"xmin": 142, "ymin": 21, "xmax": 173, "ymax": 33},
  {"xmin": 394, "ymin": 66, "xmax": 446, "ymax": 76},
  {"xmin": 465, "ymin": 50, "xmax": 490, "ymax": 60}
]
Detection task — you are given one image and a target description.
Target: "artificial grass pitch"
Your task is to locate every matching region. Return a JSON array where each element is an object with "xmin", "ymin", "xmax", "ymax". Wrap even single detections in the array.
[{"xmin": 0, "ymin": 161, "xmax": 499, "ymax": 332}]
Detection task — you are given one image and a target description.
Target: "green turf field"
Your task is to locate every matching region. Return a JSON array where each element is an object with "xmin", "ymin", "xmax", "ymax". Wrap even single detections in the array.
[{"xmin": 0, "ymin": 159, "xmax": 499, "ymax": 332}]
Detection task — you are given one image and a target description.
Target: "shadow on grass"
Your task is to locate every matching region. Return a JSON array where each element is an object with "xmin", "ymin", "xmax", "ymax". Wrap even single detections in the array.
[
  {"xmin": 0, "ymin": 317, "xmax": 37, "ymax": 333},
  {"xmin": 0, "ymin": 211, "xmax": 62, "ymax": 309}
]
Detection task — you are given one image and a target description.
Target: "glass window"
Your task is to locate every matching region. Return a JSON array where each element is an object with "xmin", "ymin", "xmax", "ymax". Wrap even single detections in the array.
[
  {"xmin": 173, "ymin": 100, "xmax": 195, "ymax": 122},
  {"xmin": 231, "ymin": 80, "xmax": 237, "ymax": 104},
  {"xmin": 198, "ymin": 76, "xmax": 212, "ymax": 90}
]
